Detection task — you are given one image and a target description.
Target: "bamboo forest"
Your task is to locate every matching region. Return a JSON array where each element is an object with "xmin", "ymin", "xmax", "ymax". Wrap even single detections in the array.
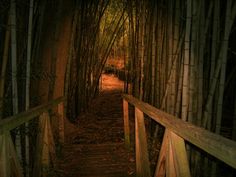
[{"xmin": 0, "ymin": 0, "xmax": 236, "ymax": 177}]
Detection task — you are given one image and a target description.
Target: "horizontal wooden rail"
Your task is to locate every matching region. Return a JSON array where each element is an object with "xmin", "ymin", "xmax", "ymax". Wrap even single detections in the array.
[
  {"xmin": 0, "ymin": 97, "xmax": 65, "ymax": 134},
  {"xmin": 122, "ymin": 94, "xmax": 236, "ymax": 169},
  {"xmin": 0, "ymin": 96, "xmax": 65, "ymax": 177}
]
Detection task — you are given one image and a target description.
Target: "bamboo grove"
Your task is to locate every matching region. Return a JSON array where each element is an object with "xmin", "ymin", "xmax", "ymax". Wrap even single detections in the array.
[
  {"xmin": 0, "ymin": 0, "xmax": 126, "ymax": 175},
  {"xmin": 0, "ymin": 0, "xmax": 75, "ymax": 176},
  {"xmin": 66, "ymin": 0, "xmax": 126, "ymax": 120},
  {"xmin": 125, "ymin": 0, "xmax": 236, "ymax": 176},
  {"xmin": 0, "ymin": 0, "xmax": 236, "ymax": 176}
]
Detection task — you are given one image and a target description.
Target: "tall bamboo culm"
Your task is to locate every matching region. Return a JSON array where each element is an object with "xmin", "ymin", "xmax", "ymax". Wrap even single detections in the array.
[{"xmin": 126, "ymin": 0, "xmax": 236, "ymax": 176}]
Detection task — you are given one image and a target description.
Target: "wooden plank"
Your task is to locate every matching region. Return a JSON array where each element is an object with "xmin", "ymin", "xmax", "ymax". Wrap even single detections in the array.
[
  {"xmin": 0, "ymin": 97, "xmax": 65, "ymax": 133},
  {"xmin": 42, "ymin": 112, "xmax": 56, "ymax": 174},
  {"xmin": 123, "ymin": 99, "xmax": 130, "ymax": 149},
  {"xmin": 154, "ymin": 129, "xmax": 168, "ymax": 177},
  {"xmin": 33, "ymin": 112, "xmax": 56, "ymax": 177},
  {"xmin": 58, "ymin": 102, "xmax": 65, "ymax": 143},
  {"xmin": 0, "ymin": 132, "xmax": 23, "ymax": 177},
  {"xmin": 0, "ymin": 133, "xmax": 10, "ymax": 177},
  {"xmin": 170, "ymin": 131, "xmax": 191, "ymax": 177},
  {"xmin": 45, "ymin": 112, "xmax": 56, "ymax": 162},
  {"xmin": 122, "ymin": 94, "xmax": 236, "ymax": 169},
  {"xmin": 135, "ymin": 107, "xmax": 151, "ymax": 177},
  {"xmin": 166, "ymin": 130, "xmax": 177, "ymax": 177},
  {"xmin": 33, "ymin": 113, "xmax": 47, "ymax": 177},
  {"xmin": 8, "ymin": 132, "xmax": 24, "ymax": 177}
]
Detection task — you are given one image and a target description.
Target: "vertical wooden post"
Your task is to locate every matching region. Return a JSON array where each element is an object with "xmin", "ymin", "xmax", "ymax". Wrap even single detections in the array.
[
  {"xmin": 123, "ymin": 99, "xmax": 130, "ymax": 149},
  {"xmin": 154, "ymin": 129, "xmax": 191, "ymax": 177},
  {"xmin": 42, "ymin": 117, "xmax": 50, "ymax": 167},
  {"xmin": 58, "ymin": 102, "xmax": 65, "ymax": 143},
  {"xmin": 42, "ymin": 112, "xmax": 56, "ymax": 170},
  {"xmin": 0, "ymin": 132, "xmax": 23, "ymax": 177},
  {"xmin": 170, "ymin": 131, "xmax": 191, "ymax": 177},
  {"xmin": 33, "ymin": 112, "xmax": 56, "ymax": 177},
  {"xmin": 33, "ymin": 113, "xmax": 46, "ymax": 177},
  {"xmin": 154, "ymin": 129, "xmax": 169, "ymax": 177},
  {"xmin": 135, "ymin": 107, "xmax": 151, "ymax": 177},
  {"xmin": 166, "ymin": 136, "xmax": 176, "ymax": 177},
  {"xmin": 0, "ymin": 133, "xmax": 10, "ymax": 177}
]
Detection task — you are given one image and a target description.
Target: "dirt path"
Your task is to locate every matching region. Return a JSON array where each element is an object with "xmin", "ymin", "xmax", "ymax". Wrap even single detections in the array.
[{"xmin": 58, "ymin": 74, "xmax": 135, "ymax": 177}]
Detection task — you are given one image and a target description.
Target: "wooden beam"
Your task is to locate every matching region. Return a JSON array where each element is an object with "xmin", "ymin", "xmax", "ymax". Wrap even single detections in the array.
[
  {"xmin": 170, "ymin": 131, "xmax": 191, "ymax": 177},
  {"xmin": 0, "ymin": 133, "xmax": 10, "ymax": 177},
  {"xmin": 8, "ymin": 132, "xmax": 24, "ymax": 177},
  {"xmin": 166, "ymin": 130, "xmax": 177, "ymax": 177},
  {"xmin": 122, "ymin": 94, "xmax": 236, "ymax": 169},
  {"xmin": 33, "ymin": 112, "xmax": 56, "ymax": 177},
  {"xmin": 42, "ymin": 112, "xmax": 56, "ymax": 166},
  {"xmin": 154, "ymin": 129, "xmax": 168, "ymax": 177},
  {"xmin": 0, "ymin": 97, "xmax": 65, "ymax": 133},
  {"xmin": 0, "ymin": 132, "xmax": 23, "ymax": 177},
  {"xmin": 123, "ymin": 99, "xmax": 130, "ymax": 149},
  {"xmin": 135, "ymin": 108, "xmax": 151, "ymax": 177},
  {"xmin": 33, "ymin": 113, "xmax": 46, "ymax": 177}
]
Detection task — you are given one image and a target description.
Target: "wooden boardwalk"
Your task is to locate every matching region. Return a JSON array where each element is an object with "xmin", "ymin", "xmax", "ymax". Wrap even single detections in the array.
[{"xmin": 58, "ymin": 75, "xmax": 135, "ymax": 177}]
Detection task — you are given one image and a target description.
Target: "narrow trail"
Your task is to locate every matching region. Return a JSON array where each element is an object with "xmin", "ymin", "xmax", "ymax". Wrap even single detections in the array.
[{"xmin": 58, "ymin": 74, "xmax": 135, "ymax": 177}]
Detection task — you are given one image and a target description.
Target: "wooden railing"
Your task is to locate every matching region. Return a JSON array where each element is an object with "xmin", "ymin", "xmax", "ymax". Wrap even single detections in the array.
[
  {"xmin": 0, "ymin": 97, "xmax": 65, "ymax": 177},
  {"xmin": 122, "ymin": 94, "xmax": 236, "ymax": 177}
]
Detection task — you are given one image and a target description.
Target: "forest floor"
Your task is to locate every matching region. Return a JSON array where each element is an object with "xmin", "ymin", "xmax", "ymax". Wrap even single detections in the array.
[{"xmin": 57, "ymin": 74, "xmax": 136, "ymax": 177}]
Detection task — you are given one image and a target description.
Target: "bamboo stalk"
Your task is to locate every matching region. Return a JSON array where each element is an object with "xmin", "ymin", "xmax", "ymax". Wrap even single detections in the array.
[
  {"xmin": 208, "ymin": 0, "xmax": 219, "ymax": 130},
  {"xmin": 25, "ymin": 1, "xmax": 34, "ymax": 176},
  {"xmin": 188, "ymin": 0, "xmax": 197, "ymax": 124},
  {"xmin": 215, "ymin": 0, "xmax": 233, "ymax": 134},
  {"xmin": 139, "ymin": 2, "xmax": 145, "ymax": 100},
  {"xmin": 233, "ymin": 96, "xmax": 236, "ymax": 141},
  {"xmin": 10, "ymin": 0, "xmax": 22, "ymax": 163},
  {"xmin": 181, "ymin": 0, "xmax": 192, "ymax": 122},
  {"xmin": 172, "ymin": 0, "xmax": 180, "ymax": 117},
  {"xmin": 151, "ymin": 2, "xmax": 157, "ymax": 106},
  {"xmin": 0, "ymin": 15, "xmax": 10, "ymax": 119},
  {"xmin": 10, "ymin": 0, "xmax": 19, "ymax": 115},
  {"xmin": 202, "ymin": 0, "xmax": 235, "ymax": 129}
]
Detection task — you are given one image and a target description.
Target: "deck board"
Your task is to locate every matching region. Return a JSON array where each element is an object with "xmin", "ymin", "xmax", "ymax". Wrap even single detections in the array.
[{"xmin": 57, "ymin": 75, "xmax": 135, "ymax": 177}]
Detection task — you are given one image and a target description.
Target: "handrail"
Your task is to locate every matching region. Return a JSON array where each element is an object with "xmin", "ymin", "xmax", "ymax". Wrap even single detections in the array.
[
  {"xmin": 122, "ymin": 94, "xmax": 236, "ymax": 176},
  {"xmin": 0, "ymin": 96, "xmax": 66, "ymax": 177},
  {"xmin": 0, "ymin": 97, "xmax": 65, "ymax": 133}
]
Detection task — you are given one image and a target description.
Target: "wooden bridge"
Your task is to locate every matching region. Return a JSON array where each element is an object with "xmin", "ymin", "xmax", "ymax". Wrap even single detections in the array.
[{"xmin": 0, "ymin": 91, "xmax": 236, "ymax": 177}]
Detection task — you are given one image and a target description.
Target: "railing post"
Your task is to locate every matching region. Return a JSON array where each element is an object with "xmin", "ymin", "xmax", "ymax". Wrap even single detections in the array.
[
  {"xmin": 33, "ymin": 112, "xmax": 56, "ymax": 177},
  {"xmin": 0, "ymin": 132, "xmax": 23, "ymax": 177},
  {"xmin": 135, "ymin": 107, "xmax": 151, "ymax": 177},
  {"xmin": 169, "ymin": 131, "xmax": 191, "ymax": 177},
  {"xmin": 0, "ymin": 133, "xmax": 10, "ymax": 177},
  {"xmin": 123, "ymin": 99, "xmax": 130, "ymax": 150},
  {"xmin": 154, "ymin": 129, "xmax": 191, "ymax": 177},
  {"xmin": 154, "ymin": 129, "xmax": 169, "ymax": 177},
  {"xmin": 58, "ymin": 102, "xmax": 65, "ymax": 144}
]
